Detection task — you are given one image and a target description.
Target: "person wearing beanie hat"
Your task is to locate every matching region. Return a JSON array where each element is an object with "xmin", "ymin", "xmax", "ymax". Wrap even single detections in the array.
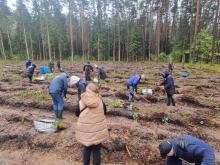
[
  {"xmin": 69, "ymin": 76, "xmax": 87, "ymax": 100},
  {"xmin": 159, "ymin": 135, "xmax": 215, "ymax": 165}
]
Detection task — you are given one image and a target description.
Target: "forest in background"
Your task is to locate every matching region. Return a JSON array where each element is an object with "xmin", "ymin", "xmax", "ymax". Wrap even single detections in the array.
[{"xmin": 0, "ymin": 0, "xmax": 220, "ymax": 63}]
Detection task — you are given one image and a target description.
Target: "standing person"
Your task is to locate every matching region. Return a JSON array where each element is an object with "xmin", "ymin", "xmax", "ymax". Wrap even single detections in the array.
[
  {"xmin": 94, "ymin": 64, "xmax": 107, "ymax": 81},
  {"xmin": 26, "ymin": 64, "xmax": 36, "ymax": 83},
  {"xmin": 127, "ymin": 74, "xmax": 145, "ymax": 102},
  {"xmin": 25, "ymin": 59, "xmax": 32, "ymax": 68},
  {"xmin": 168, "ymin": 62, "xmax": 174, "ymax": 75},
  {"xmin": 159, "ymin": 135, "xmax": 215, "ymax": 165},
  {"xmin": 160, "ymin": 70, "xmax": 175, "ymax": 106},
  {"xmin": 49, "ymin": 73, "xmax": 68, "ymax": 119},
  {"xmin": 75, "ymin": 83, "xmax": 108, "ymax": 165},
  {"xmin": 83, "ymin": 62, "xmax": 93, "ymax": 81},
  {"xmin": 69, "ymin": 75, "xmax": 87, "ymax": 100},
  {"xmin": 49, "ymin": 61, "xmax": 55, "ymax": 73},
  {"xmin": 57, "ymin": 60, "xmax": 61, "ymax": 72}
]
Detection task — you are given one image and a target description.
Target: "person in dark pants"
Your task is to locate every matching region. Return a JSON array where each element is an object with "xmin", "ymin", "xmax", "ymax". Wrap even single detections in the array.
[
  {"xmin": 49, "ymin": 61, "xmax": 54, "ymax": 73},
  {"xmin": 26, "ymin": 64, "xmax": 36, "ymax": 83},
  {"xmin": 83, "ymin": 62, "xmax": 93, "ymax": 81},
  {"xmin": 94, "ymin": 64, "xmax": 107, "ymax": 81},
  {"xmin": 75, "ymin": 83, "xmax": 108, "ymax": 165},
  {"xmin": 69, "ymin": 76, "xmax": 87, "ymax": 100},
  {"xmin": 127, "ymin": 74, "xmax": 145, "ymax": 102},
  {"xmin": 160, "ymin": 70, "xmax": 175, "ymax": 106},
  {"xmin": 25, "ymin": 59, "xmax": 32, "ymax": 68},
  {"xmin": 168, "ymin": 62, "xmax": 174, "ymax": 75},
  {"xmin": 57, "ymin": 60, "xmax": 61, "ymax": 72},
  {"xmin": 159, "ymin": 135, "xmax": 215, "ymax": 165},
  {"xmin": 49, "ymin": 73, "xmax": 68, "ymax": 119}
]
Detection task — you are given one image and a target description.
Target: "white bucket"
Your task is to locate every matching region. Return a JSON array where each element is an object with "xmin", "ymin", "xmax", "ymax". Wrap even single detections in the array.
[{"xmin": 142, "ymin": 88, "xmax": 153, "ymax": 95}]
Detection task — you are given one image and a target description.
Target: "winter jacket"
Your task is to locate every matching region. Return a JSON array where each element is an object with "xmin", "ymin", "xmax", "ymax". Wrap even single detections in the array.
[
  {"xmin": 26, "ymin": 60, "xmax": 32, "ymax": 68},
  {"xmin": 169, "ymin": 135, "xmax": 215, "ymax": 164},
  {"xmin": 97, "ymin": 67, "xmax": 107, "ymax": 80},
  {"xmin": 75, "ymin": 87, "xmax": 108, "ymax": 147},
  {"xmin": 127, "ymin": 74, "xmax": 141, "ymax": 92},
  {"xmin": 26, "ymin": 64, "xmax": 36, "ymax": 76},
  {"xmin": 160, "ymin": 71, "xmax": 175, "ymax": 95},
  {"xmin": 49, "ymin": 74, "xmax": 68, "ymax": 96},
  {"xmin": 76, "ymin": 79, "xmax": 87, "ymax": 99},
  {"xmin": 83, "ymin": 64, "xmax": 93, "ymax": 73}
]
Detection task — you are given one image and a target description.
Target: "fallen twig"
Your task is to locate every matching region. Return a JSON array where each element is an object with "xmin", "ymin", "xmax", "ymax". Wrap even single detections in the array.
[{"xmin": 125, "ymin": 145, "xmax": 132, "ymax": 157}]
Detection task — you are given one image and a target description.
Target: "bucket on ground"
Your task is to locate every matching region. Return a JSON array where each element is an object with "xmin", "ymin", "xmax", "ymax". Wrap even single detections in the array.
[
  {"xmin": 34, "ymin": 118, "xmax": 57, "ymax": 133},
  {"xmin": 142, "ymin": 88, "xmax": 153, "ymax": 95},
  {"xmin": 39, "ymin": 66, "xmax": 49, "ymax": 74},
  {"xmin": 180, "ymin": 71, "xmax": 189, "ymax": 78}
]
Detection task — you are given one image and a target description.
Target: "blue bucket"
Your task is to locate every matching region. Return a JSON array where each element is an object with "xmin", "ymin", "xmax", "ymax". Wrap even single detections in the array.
[
  {"xmin": 40, "ymin": 66, "xmax": 49, "ymax": 74},
  {"xmin": 180, "ymin": 71, "xmax": 189, "ymax": 78}
]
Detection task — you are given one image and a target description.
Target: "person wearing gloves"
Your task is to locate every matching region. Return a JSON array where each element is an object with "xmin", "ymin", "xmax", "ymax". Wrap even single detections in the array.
[
  {"xmin": 159, "ymin": 135, "xmax": 215, "ymax": 165},
  {"xmin": 75, "ymin": 83, "xmax": 108, "ymax": 165},
  {"xmin": 69, "ymin": 75, "xmax": 87, "ymax": 100},
  {"xmin": 49, "ymin": 73, "xmax": 68, "ymax": 119},
  {"xmin": 160, "ymin": 70, "xmax": 175, "ymax": 106},
  {"xmin": 127, "ymin": 74, "xmax": 145, "ymax": 102}
]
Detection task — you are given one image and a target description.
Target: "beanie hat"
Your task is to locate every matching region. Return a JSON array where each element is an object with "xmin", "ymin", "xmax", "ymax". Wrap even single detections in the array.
[
  {"xmin": 69, "ymin": 76, "xmax": 80, "ymax": 87},
  {"xmin": 159, "ymin": 141, "xmax": 172, "ymax": 159}
]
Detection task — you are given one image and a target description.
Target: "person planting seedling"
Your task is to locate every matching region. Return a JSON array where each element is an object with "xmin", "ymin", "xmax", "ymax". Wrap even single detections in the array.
[
  {"xmin": 126, "ymin": 74, "xmax": 145, "ymax": 102},
  {"xmin": 159, "ymin": 135, "xmax": 215, "ymax": 165}
]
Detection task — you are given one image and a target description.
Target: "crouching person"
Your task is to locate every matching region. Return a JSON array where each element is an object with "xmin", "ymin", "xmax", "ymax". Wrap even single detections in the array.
[
  {"xmin": 159, "ymin": 135, "xmax": 215, "ymax": 165},
  {"xmin": 49, "ymin": 73, "xmax": 68, "ymax": 119},
  {"xmin": 75, "ymin": 83, "xmax": 108, "ymax": 165},
  {"xmin": 69, "ymin": 76, "xmax": 87, "ymax": 101},
  {"xmin": 26, "ymin": 64, "xmax": 36, "ymax": 83},
  {"xmin": 127, "ymin": 74, "xmax": 145, "ymax": 102}
]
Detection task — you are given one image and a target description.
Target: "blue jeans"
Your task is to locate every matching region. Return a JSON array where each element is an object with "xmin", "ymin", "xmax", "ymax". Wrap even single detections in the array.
[
  {"xmin": 127, "ymin": 85, "xmax": 135, "ymax": 102},
  {"xmin": 50, "ymin": 93, "xmax": 63, "ymax": 118}
]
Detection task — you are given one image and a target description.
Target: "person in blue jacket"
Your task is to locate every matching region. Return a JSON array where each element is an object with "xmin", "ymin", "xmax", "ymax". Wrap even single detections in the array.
[
  {"xmin": 26, "ymin": 64, "xmax": 36, "ymax": 83},
  {"xmin": 159, "ymin": 135, "xmax": 215, "ymax": 165},
  {"xmin": 49, "ymin": 73, "xmax": 68, "ymax": 119},
  {"xmin": 127, "ymin": 74, "xmax": 145, "ymax": 102},
  {"xmin": 160, "ymin": 70, "xmax": 175, "ymax": 106}
]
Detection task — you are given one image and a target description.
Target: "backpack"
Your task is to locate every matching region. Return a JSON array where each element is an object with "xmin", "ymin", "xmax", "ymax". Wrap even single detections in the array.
[{"xmin": 99, "ymin": 68, "xmax": 107, "ymax": 80}]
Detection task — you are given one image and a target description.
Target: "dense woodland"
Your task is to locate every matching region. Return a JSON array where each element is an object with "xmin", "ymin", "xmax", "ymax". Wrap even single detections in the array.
[{"xmin": 0, "ymin": 0, "xmax": 220, "ymax": 63}]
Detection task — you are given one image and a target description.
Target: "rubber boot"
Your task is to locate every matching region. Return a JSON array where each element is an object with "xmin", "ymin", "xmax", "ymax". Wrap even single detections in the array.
[
  {"xmin": 57, "ymin": 110, "xmax": 63, "ymax": 120},
  {"xmin": 55, "ymin": 110, "xmax": 59, "ymax": 119}
]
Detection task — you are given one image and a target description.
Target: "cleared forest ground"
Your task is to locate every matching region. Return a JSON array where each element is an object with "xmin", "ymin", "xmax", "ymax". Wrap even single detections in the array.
[{"xmin": 0, "ymin": 61, "xmax": 220, "ymax": 165}]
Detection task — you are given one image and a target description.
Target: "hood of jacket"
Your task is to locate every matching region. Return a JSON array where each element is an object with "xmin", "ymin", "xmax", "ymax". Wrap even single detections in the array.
[{"xmin": 81, "ymin": 89, "xmax": 101, "ymax": 108}]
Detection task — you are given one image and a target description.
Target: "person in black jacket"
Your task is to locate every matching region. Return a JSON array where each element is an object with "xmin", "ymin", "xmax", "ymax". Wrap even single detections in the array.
[
  {"xmin": 83, "ymin": 62, "xmax": 93, "ymax": 81},
  {"xmin": 26, "ymin": 64, "xmax": 36, "ymax": 83},
  {"xmin": 26, "ymin": 59, "xmax": 32, "ymax": 68},
  {"xmin": 94, "ymin": 64, "xmax": 107, "ymax": 81},
  {"xmin": 160, "ymin": 70, "xmax": 175, "ymax": 106}
]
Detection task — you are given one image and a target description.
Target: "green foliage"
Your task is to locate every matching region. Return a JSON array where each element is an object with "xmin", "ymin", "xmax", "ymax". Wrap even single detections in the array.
[
  {"xmin": 52, "ymin": 121, "xmax": 65, "ymax": 129},
  {"xmin": 16, "ymin": 90, "xmax": 48, "ymax": 101},
  {"xmin": 196, "ymin": 30, "xmax": 213, "ymax": 62},
  {"xmin": 110, "ymin": 99, "xmax": 124, "ymax": 108}
]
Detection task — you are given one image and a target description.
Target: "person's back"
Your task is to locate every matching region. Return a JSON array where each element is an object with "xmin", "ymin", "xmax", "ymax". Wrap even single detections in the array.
[
  {"xmin": 76, "ymin": 79, "xmax": 87, "ymax": 99},
  {"xmin": 127, "ymin": 74, "xmax": 141, "ymax": 87},
  {"xmin": 99, "ymin": 68, "xmax": 107, "ymax": 80},
  {"xmin": 49, "ymin": 74, "xmax": 67, "ymax": 94},
  {"xmin": 26, "ymin": 60, "xmax": 32, "ymax": 68}
]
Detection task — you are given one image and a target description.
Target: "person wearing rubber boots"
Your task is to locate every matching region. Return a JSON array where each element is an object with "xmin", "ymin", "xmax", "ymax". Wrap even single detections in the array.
[
  {"xmin": 49, "ymin": 73, "xmax": 68, "ymax": 119},
  {"xmin": 127, "ymin": 74, "xmax": 145, "ymax": 102},
  {"xmin": 159, "ymin": 135, "xmax": 215, "ymax": 165},
  {"xmin": 160, "ymin": 70, "xmax": 175, "ymax": 106}
]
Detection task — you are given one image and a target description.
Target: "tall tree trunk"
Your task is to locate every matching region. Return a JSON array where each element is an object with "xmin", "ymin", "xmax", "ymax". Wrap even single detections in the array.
[
  {"xmin": 7, "ymin": 29, "xmax": 13, "ymax": 56},
  {"xmin": 58, "ymin": 40, "xmax": 62, "ymax": 61},
  {"xmin": 113, "ymin": 24, "xmax": 116, "ymax": 62},
  {"xmin": 23, "ymin": 26, "xmax": 29, "ymax": 59},
  {"xmin": 68, "ymin": 1, "xmax": 74, "ymax": 61},
  {"xmin": 211, "ymin": 0, "xmax": 219, "ymax": 64},
  {"xmin": 163, "ymin": 0, "xmax": 169, "ymax": 54},
  {"xmin": 126, "ymin": 16, "xmax": 129, "ymax": 62},
  {"xmin": 0, "ymin": 32, "xmax": 6, "ymax": 60},
  {"xmin": 189, "ymin": 0, "xmax": 195, "ymax": 63},
  {"xmin": 192, "ymin": 0, "xmax": 200, "ymax": 63},
  {"xmin": 171, "ymin": 0, "xmax": 178, "ymax": 40},
  {"xmin": 156, "ymin": 9, "xmax": 161, "ymax": 63},
  {"xmin": 46, "ymin": 17, "xmax": 51, "ymax": 61},
  {"xmin": 29, "ymin": 33, "xmax": 33, "ymax": 60},
  {"xmin": 97, "ymin": 36, "xmax": 100, "ymax": 61},
  {"xmin": 117, "ymin": 15, "xmax": 121, "ymax": 62},
  {"xmin": 39, "ymin": 41, "xmax": 42, "ymax": 61}
]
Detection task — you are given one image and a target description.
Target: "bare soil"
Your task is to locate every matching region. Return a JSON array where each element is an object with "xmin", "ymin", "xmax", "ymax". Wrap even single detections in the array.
[{"xmin": 0, "ymin": 61, "xmax": 220, "ymax": 165}]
